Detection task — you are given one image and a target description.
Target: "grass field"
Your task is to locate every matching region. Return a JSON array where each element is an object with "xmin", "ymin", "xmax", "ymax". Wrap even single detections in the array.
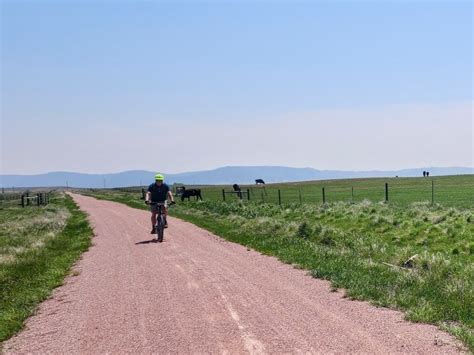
[
  {"xmin": 80, "ymin": 175, "xmax": 474, "ymax": 351},
  {"xmin": 98, "ymin": 174, "xmax": 474, "ymax": 208},
  {"xmin": 183, "ymin": 175, "xmax": 474, "ymax": 208},
  {"xmin": 0, "ymin": 193, "xmax": 92, "ymax": 343}
]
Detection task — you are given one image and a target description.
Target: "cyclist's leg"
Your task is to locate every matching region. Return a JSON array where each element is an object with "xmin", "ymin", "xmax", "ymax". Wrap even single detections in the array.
[
  {"xmin": 163, "ymin": 206, "xmax": 168, "ymax": 227},
  {"xmin": 150, "ymin": 208, "xmax": 157, "ymax": 233}
]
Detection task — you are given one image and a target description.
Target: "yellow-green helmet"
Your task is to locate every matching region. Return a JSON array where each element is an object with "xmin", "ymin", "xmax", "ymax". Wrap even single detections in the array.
[{"xmin": 155, "ymin": 173, "xmax": 164, "ymax": 181}]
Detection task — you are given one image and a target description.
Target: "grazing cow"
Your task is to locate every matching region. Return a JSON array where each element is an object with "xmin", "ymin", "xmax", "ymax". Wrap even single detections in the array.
[
  {"xmin": 233, "ymin": 184, "xmax": 242, "ymax": 199},
  {"xmin": 426, "ymin": 171, "xmax": 429, "ymax": 177},
  {"xmin": 255, "ymin": 179, "xmax": 265, "ymax": 185},
  {"xmin": 423, "ymin": 171, "xmax": 426, "ymax": 177},
  {"xmin": 181, "ymin": 189, "xmax": 202, "ymax": 201}
]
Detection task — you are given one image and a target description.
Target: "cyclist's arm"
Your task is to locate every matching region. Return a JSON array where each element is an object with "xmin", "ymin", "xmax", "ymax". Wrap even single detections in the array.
[
  {"xmin": 167, "ymin": 191, "xmax": 174, "ymax": 203},
  {"xmin": 145, "ymin": 191, "xmax": 151, "ymax": 203}
]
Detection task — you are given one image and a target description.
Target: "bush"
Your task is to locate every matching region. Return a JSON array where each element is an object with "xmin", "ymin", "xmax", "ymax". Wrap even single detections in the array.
[{"xmin": 296, "ymin": 222, "xmax": 311, "ymax": 239}]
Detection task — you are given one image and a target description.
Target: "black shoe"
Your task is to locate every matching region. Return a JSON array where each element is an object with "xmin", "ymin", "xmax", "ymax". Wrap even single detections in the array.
[
  {"xmin": 150, "ymin": 227, "xmax": 156, "ymax": 234},
  {"xmin": 164, "ymin": 224, "xmax": 168, "ymax": 229}
]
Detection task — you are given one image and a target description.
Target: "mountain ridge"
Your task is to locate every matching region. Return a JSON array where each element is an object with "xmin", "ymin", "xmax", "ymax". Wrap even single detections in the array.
[{"xmin": 1, "ymin": 166, "xmax": 472, "ymax": 188}]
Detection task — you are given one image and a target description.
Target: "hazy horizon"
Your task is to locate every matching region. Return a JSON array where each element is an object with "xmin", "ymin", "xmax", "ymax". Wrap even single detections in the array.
[{"xmin": 2, "ymin": 164, "xmax": 474, "ymax": 177}]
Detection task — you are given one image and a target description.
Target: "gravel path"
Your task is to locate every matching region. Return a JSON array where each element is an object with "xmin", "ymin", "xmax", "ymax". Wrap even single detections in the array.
[{"xmin": 3, "ymin": 193, "xmax": 464, "ymax": 354}]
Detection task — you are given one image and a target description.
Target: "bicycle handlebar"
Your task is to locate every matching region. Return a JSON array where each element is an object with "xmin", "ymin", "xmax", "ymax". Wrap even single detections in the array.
[{"xmin": 146, "ymin": 201, "xmax": 176, "ymax": 205}]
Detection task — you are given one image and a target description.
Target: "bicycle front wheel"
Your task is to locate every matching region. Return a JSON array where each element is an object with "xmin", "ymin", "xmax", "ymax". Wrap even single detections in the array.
[{"xmin": 157, "ymin": 216, "xmax": 165, "ymax": 242}]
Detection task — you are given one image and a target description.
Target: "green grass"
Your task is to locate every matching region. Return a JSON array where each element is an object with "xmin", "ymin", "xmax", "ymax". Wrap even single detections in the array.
[
  {"xmin": 81, "ymin": 180, "xmax": 474, "ymax": 351},
  {"xmin": 176, "ymin": 175, "xmax": 474, "ymax": 208},
  {"xmin": 176, "ymin": 201, "xmax": 474, "ymax": 351},
  {"xmin": 0, "ymin": 193, "xmax": 93, "ymax": 343}
]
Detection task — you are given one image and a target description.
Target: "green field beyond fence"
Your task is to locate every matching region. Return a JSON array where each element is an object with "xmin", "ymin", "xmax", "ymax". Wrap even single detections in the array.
[
  {"xmin": 107, "ymin": 175, "xmax": 473, "ymax": 209},
  {"xmin": 199, "ymin": 175, "xmax": 474, "ymax": 208}
]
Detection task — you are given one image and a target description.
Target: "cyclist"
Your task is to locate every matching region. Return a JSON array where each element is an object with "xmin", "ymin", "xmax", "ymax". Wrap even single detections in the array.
[{"xmin": 145, "ymin": 173, "xmax": 175, "ymax": 234}]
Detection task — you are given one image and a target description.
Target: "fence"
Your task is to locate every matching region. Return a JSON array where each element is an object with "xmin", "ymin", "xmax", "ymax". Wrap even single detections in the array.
[
  {"xmin": 20, "ymin": 192, "xmax": 50, "ymax": 207},
  {"xmin": 207, "ymin": 177, "xmax": 473, "ymax": 208},
  {"xmin": 222, "ymin": 189, "xmax": 250, "ymax": 201},
  {"xmin": 88, "ymin": 176, "xmax": 473, "ymax": 208},
  {"xmin": 0, "ymin": 193, "xmax": 23, "ymax": 201}
]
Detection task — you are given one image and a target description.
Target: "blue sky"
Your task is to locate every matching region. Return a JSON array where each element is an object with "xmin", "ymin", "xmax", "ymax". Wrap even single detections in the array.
[{"xmin": 1, "ymin": 1, "xmax": 472, "ymax": 174}]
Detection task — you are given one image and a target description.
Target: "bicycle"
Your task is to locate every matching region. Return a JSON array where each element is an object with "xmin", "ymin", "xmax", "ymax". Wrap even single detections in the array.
[{"xmin": 146, "ymin": 201, "xmax": 174, "ymax": 242}]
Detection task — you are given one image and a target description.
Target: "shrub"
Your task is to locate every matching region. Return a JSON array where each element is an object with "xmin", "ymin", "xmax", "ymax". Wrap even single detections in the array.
[{"xmin": 296, "ymin": 222, "xmax": 311, "ymax": 239}]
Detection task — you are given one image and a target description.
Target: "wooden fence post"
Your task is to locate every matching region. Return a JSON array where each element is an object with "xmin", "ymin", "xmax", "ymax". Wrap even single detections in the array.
[
  {"xmin": 222, "ymin": 189, "xmax": 226, "ymax": 201},
  {"xmin": 26, "ymin": 192, "xmax": 30, "ymax": 206},
  {"xmin": 247, "ymin": 189, "xmax": 250, "ymax": 201},
  {"xmin": 278, "ymin": 190, "xmax": 281, "ymax": 205},
  {"xmin": 351, "ymin": 186, "xmax": 354, "ymax": 202},
  {"xmin": 385, "ymin": 183, "xmax": 389, "ymax": 202},
  {"xmin": 21, "ymin": 194, "xmax": 25, "ymax": 208},
  {"xmin": 322, "ymin": 188, "xmax": 326, "ymax": 204},
  {"xmin": 299, "ymin": 189, "xmax": 302, "ymax": 204}
]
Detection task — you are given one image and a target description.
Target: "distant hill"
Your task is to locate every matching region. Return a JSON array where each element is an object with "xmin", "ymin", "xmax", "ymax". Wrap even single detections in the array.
[{"xmin": 1, "ymin": 166, "xmax": 473, "ymax": 188}]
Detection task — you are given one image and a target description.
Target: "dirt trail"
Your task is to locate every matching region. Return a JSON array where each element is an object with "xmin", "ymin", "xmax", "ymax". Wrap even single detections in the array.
[{"xmin": 3, "ymin": 193, "xmax": 464, "ymax": 353}]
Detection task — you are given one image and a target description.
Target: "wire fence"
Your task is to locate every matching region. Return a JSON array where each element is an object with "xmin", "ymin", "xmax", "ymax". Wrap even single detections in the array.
[
  {"xmin": 1, "ymin": 191, "xmax": 51, "ymax": 207},
  {"xmin": 82, "ymin": 176, "xmax": 474, "ymax": 209},
  {"xmin": 187, "ymin": 177, "xmax": 474, "ymax": 208}
]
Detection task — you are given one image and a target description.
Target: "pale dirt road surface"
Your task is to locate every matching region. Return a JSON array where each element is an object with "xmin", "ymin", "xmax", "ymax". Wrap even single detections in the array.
[{"xmin": 3, "ymin": 194, "xmax": 464, "ymax": 354}]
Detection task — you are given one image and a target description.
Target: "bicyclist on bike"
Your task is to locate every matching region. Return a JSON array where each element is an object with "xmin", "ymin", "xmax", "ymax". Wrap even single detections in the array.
[{"xmin": 145, "ymin": 173, "xmax": 175, "ymax": 234}]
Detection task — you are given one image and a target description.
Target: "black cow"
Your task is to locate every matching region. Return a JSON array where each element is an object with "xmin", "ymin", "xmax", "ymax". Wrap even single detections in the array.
[
  {"xmin": 255, "ymin": 179, "xmax": 265, "ymax": 184},
  {"xmin": 233, "ymin": 184, "xmax": 242, "ymax": 199},
  {"xmin": 181, "ymin": 189, "xmax": 202, "ymax": 201}
]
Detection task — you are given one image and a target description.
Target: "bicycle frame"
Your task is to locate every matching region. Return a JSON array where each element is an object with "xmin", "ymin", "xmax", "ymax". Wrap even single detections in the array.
[{"xmin": 149, "ymin": 202, "xmax": 167, "ymax": 242}]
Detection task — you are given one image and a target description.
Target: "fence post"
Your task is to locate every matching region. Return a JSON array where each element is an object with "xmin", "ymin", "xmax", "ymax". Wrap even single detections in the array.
[
  {"xmin": 322, "ymin": 187, "xmax": 326, "ymax": 204},
  {"xmin": 26, "ymin": 192, "xmax": 30, "ymax": 206},
  {"xmin": 351, "ymin": 186, "xmax": 354, "ymax": 202},
  {"xmin": 278, "ymin": 190, "xmax": 281, "ymax": 205},
  {"xmin": 299, "ymin": 189, "xmax": 302, "ymax": 204},
  {"xmin": 222, "ymin": 189, "xmax": 226, "ymax": 201},
  {"xmin": 431, "ymin": 180, "xmax": 434, "ymax": 205},
  {"xmin": 385, "ymin": 183, "xmax": 389, "ymax": 202},
  {"xmin": 37, "ymin": 194, "xmax": 40, "ymax": 206},
  {"xmin": 247, "ymin": 189, "xmax": 250, "ymax": 201},
  {"xmin": 21, "ymin": 194, "xmax": 25, "ymax": 208}
]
